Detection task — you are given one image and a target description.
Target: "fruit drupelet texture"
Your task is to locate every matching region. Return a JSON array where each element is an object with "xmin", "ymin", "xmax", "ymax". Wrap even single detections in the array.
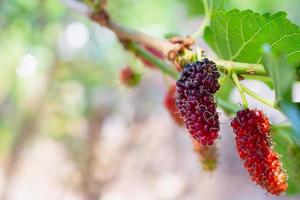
[
  {"xmin": 231, "ymin": 109, "xmax": 288, "ymax": 195},
  {"xmin": 176, "ymin": 58, "xmax": 220, "ymax": 145},
  {"xmin": 164, "ymin": 84, "xmax": 184, "ymax": 126}
]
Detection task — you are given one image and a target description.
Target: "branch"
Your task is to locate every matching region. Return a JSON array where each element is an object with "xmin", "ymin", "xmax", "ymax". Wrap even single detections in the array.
[
  {"xmin": 214, "ymin": 59, "xmax": 267, "ymax": 76},
  {"xmin": 232, "ymin": 73, "xmax": 248, "ymax": 108},
  {"xmin": 239, "ymin": 83, "xmax": 276, "ymax": 109},
  {"xmin": 128, "ymin": 43, "xmax": 178, "ymax": 79},
  {"xmin": 61, "ymin": 0, "xmax": 269, "ymax": 78},
  {"xmin": 90, "ymin": 11, "xmax": 182, "ymax": 60}
]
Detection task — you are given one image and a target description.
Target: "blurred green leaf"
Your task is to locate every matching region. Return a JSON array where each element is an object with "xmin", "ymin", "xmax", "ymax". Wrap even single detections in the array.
[
  {"xmin": 216, "ymin": 76, "xmax": 237, "ymax": 114},
  {"xmin": 262, "ymin": 47, "xmax": 295, "ymax": 103},
  {"xmin": 204, "ymin": 9, "xmax": 300, "ymax": 66},
  {"xmin": 179, "ymin": 0, "xmax": 204, "ymax": 17},
  {"xmin": 179, "ymin": 0, "xmax": 226, "ymax": 17},
  {"xmin": 271, "ymin": 125, "xmax": 300, "ymax": 195},
  {"xmin": 262, "ymin": 50, "xmax": 300, "ymax": 142}
]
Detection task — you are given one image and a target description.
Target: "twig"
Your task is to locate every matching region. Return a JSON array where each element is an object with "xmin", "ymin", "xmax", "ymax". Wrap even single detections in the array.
[
  {"xmin": 128, "ymin": 43, "xmax": 178, "ymax": 79},
  {"xmin": 232, "ymin": 73, "xmax": 248, "ymax": 108},
  {"xmin": 214, "ymin": 59, "xmax": 267, "ymax": 76},
  {"xmin": 239, "ymin": 83, "xmax": 276, "ymax": 109},
  {"xmin": 90, "ymin": 11, "xmax": 182, "ymax": 60}
]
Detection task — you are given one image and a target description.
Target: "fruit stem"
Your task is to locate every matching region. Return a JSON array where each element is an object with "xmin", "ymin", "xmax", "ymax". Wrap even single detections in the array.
[
  {"xmin": 90, "ymin": 11, "xmax": 181, "ymax": 61},
  {"xmin": 214, "ymin": 59, "xmax": 267, "ymax": 76},
  {"xmin": 192, "ymin": 0, "xmax": 210, "ymax": 39},
  {"xmin": 239, "ymin": 84, "xmax": 277, "ymax": 109},
  {"xmin": 217, "ymin": 98, "xmax": 240, "ymax": 113},
  {"xmin": 128, "ymin": 43, "xmax": 178, "ymax": 79},
  {"xmin": 192, "ymin": 17, "xmax": 209, "ymax": 39},
  {"xmin": 271, "ymin": 123, "xmax": 292, "ymax": 131},
  {"xmin": 242, "ymin": 75, "xmax": 273, "ymax": 86},
  {"xmin": 232, "ymin": 73, "xmax": 248, "ymax": 108},
  {"xmin": 196, "ymin": 47, "xmax": 203, "ymax": 61}
]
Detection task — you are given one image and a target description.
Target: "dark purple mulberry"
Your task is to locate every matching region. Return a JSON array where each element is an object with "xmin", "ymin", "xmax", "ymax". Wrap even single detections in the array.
[{"xmin": 176, "ymin": 58, "xmax": 220, "ymax": 145}]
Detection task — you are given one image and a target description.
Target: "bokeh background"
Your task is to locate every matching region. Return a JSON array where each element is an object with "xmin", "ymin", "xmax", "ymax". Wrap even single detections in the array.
[{"xmin": 0, "ymin": 0, "xmax": 300, "ymax": 200}]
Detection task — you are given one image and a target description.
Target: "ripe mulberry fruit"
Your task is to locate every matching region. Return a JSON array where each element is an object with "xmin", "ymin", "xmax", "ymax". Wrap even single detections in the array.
[
  {"xmin": 176, "ymin": 58, "xmax": 220, "ymax": 145},
  {"xmin": 164, "ymin": 84, "xmax": 184, "ymax": 126},
  {"xmin": 193, "ymin": 139, "xmax": 218, "ymax": 171},
  {"xmin": 231, "ymin": 109, "xmax": 288, "ymax": 195},
  {"xmin": 119, "ymin": 66, "xmax": 141, "ymax": 87}
]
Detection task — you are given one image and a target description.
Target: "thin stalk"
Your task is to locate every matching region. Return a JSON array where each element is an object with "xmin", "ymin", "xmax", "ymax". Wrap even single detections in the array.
[
  {"xmin": 128, "ymin": 43, "xmax": 178, "ymax": 79},
  {"xmin": 214, "ymin": 59, "xmax": 267, "ymax": 76},
  {"xmin": 232, "ymin": 73, "xmax": 248, "ymax": 108},
  {"xmin": 196, "ymin": 47, "xmax": 203, "ymax": 61},
  {"xmin": 192, "ymin": 0, "xmax": 209, "ymax": 39},
  {"xmin": 192, "ymin": 17, "xmax": 209, "ymax": 39},
  {"xmin": 217, "ymin": 98, "xmax": 240, "ymax": 113},
  {"xmin": 203, "ymin": 0, "xmax": 209, "ymax": 15},
  {"xmin": 239, "ymin": 84, "xmax": 276, "ymax": 109},
  {"xmin": 242, "ymin": 75, "xmax": 273, "ymax": 82},
  {"xmin": 271, "ymin": 123, "xmax": 292, "ymax": 131}
]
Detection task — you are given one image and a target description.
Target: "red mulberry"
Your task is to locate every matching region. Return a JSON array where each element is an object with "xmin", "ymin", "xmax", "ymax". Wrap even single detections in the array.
[
  {"xmin": 176, "ymin": 58, "xmax": 220, "ymax": 145},
  {"xmin": 164, "ymin": 84, "xmax": 184, "ymax": 126},
  {"xmin": 193, "ymin": 139, "xmax": 218, "ymax": 171},
  {"xmin": 119, "ymin": 66, "xmax": 141, "ymax": 87},
  {"xmin": 231, "ymin": 109, "xmax": 288, "ymax": 195}
]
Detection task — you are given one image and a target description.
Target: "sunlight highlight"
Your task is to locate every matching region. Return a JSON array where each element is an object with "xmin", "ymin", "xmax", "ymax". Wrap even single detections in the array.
[{"xmin": 16, "ymin": 54, "xmax": 38, "ymax": 78}]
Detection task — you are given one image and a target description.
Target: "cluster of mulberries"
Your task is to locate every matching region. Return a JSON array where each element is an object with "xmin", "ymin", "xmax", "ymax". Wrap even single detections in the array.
[
  {"xmin": 193, "ymin": 140, "xmax": 218, "ymax": 171},
  {"xmin": 164, "ymin": 84, "xmax": 184, "ymax": 126},
  {"xmin": 119, "ymin": 66, "xmax": 141, "ymax": 87},
  {"xmin": 231, "ymin": 109, "xmax": 288, "ymax": 195},
  {"xmin": 176, "ymin": 58, "xmax": 220, "ymax": 145}
]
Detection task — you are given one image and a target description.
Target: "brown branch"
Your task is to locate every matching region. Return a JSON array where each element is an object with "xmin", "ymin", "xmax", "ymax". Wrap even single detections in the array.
[
  {"xmin": 62, "ymin": 0, "xmax": 185, "ymax": 61},
  {"xmin": 90, "ymin": 11, "xmax": 182, "ymax": 60}
]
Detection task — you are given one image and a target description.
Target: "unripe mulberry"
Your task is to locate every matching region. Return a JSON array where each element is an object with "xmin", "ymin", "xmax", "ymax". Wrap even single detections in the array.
[
  {"xmin": 176, "ymin": 58, "xmax": 220, "ymax": 145},
  {"xmin": 164, "ymin": 84, "xmax": 184, "ymax": 126},
  {"xmin": 231, "ymin": 109, "xmax": 288, "ymax": 195},
  {"xmin": 193, "ymin": 140, "xmax": 218, "ymax": 171},
  {"xmin": 119, "ymin": 66, "xmax": 141, "ymax": 87}
]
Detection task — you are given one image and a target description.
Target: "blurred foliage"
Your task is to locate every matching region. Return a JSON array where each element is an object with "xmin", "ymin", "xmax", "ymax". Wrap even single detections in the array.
[
  {"xmin": 272, "ymin": 126, "xmax": 300, "ymax": 195},
  {"xmin": 263, "ymin": 50, "xmax": 300, "ymax": 142}
]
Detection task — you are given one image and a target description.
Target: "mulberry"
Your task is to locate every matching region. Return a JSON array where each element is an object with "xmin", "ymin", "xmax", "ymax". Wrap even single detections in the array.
[
  {"xmin": 231, "ymin": 109, "xmax": 288, "ymax": 195},
  {"xmin": 176, "ymin": 58, "xmax": 220, "ymax": 145},
  {"xmin": 164, "ymin": 84, "xmax": 184, "ymax": 126},
  {"xmin": 119, "ymin": 66, "xmax": 141, "ymax": 87},
  {"xmin": 193, "ymin": 139, "xmax": 218, "ymax": 171}
]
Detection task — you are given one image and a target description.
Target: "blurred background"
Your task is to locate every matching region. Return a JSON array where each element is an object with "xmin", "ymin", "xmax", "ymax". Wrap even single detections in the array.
[{"xmin": 0, "ymin": 0, "xmax": 300, "ymax": 200}]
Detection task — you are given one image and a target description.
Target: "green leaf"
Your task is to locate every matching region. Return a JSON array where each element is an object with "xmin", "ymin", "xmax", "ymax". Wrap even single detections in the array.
[
  {"xmin": 271, "ymin": 125, "xmax": 300, "ymax": 195},
  {"xmin": 215, "ymin": 75, "xmax": 238, "ymax": 114},
  {"xmin": 262, "ymin": 50, "xmax": 300, "ymax": 142},
  {"xmin": 279, "ymin": 102, "xmax": 300, "ymax": 142},
  {"xmin": 204, "ymin": 9, "xmax": 300, "ymax": 66},
  {"xmin": 180, "ymin": 0, "xmax": 204, "ymax": 17},
  {"xmin": 262, "ymin": 47, "xmax": 296, "ymax": 103}
]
